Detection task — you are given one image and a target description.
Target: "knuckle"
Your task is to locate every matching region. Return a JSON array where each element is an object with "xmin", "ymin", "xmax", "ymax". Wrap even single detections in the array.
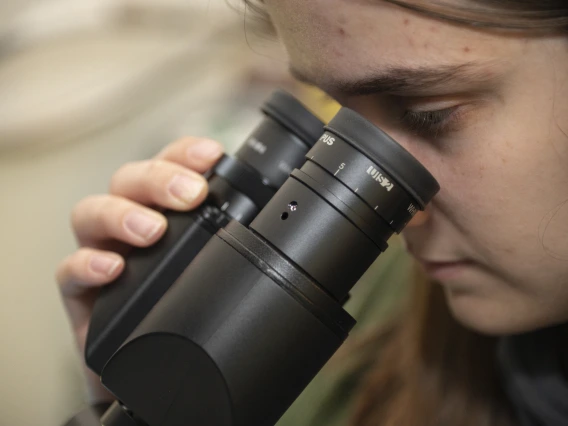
[
  {"xmin": 94, "ymin": 197, "xmax": 118, "ymax": 234},
  {"xmin": 145, "ymin": 159, "xmax": 169, "ymax": 177},
  {"xmin": 174, "ymin": 136, "xmax": 199, "ymax": 148},
  {"xmin": 156, "ymin": 138, "xmax": 185, "ymax": 158},
  {"xmin": 76, "ymin": 247, "xmax": 93, "ymax": 263},
  {"xmin": 109, "ymin": 161, "xmax": 137, "ymax": 193},
  {"xmin": 71, "ymin": 195, "xmax": 102, "ymax": 230}
]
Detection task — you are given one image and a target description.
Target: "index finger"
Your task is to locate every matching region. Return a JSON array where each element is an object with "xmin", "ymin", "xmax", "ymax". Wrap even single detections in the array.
[{"xmin": 155, "ymin": 137, "xmax": 224, "ymax": 173}]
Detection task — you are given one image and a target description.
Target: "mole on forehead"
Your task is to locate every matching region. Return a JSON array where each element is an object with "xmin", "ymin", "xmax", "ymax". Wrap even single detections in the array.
[
  {"xmin": 332, "ymin": 22, "xmax": 479, "ymax": 57},
  {"xmin": 361, "ymin": 21, "xmax": 488, "ymax": 58},
  {"xmin": 329, "ymin": 7, "xmax": 477, "ymax": 43},
  {"xmin": 290, "ymin": 1, "xmax": 508, "ymax": 62}
]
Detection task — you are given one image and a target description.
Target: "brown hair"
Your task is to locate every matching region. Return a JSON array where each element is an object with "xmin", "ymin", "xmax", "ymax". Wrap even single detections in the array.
[
  {"xmin": 350, "ymin": 271, "xmax": 514, "ymax": 426},
  {"xmin": 382, "ymin": 0, "xmax": 568, "ymax": 30},
  {"xmin": 241, "ymin": 0, "xmax": 568, "ymax": 32},
  {"xmin": 238, "ymin": 1, "xmax": 568, "ymax": 425}
]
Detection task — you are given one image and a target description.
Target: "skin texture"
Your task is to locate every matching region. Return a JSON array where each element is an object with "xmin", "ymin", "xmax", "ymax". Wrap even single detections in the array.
[
  {"xmin": 56, "ymin": 0, "xmax": 568, "ymax": 400},
  {"xmin": 263, "ymin": 0, "xmax": 568, "ymax": 335}
]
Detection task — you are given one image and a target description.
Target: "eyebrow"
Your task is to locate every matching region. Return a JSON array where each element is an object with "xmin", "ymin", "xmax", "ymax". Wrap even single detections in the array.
[{"xmin": 289, "ymin": 61, "xmax": 502, "ymax": 96}]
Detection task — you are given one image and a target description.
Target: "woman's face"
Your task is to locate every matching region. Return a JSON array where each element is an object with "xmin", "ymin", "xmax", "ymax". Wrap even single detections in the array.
[{"xmin": 263, "ymin": 0, "xmax": 568, "ymax": 335}]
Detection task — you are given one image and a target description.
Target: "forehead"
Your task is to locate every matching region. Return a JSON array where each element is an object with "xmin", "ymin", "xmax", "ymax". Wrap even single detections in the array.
[{"xmin": 263, "ymin": 0, "xmax": 517, "ymax": 90}]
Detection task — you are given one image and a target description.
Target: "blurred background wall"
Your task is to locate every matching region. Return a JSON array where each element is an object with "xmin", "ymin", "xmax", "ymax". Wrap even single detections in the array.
[{"xmin": 0, "ymin": 1, "xmax": 336, "ymax": 424}]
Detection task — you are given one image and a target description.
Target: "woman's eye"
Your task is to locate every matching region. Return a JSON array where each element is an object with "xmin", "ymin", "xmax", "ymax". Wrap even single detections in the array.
[{"xmin": 400, "ymin": 106, "xmax": 460, "ymax": 137}]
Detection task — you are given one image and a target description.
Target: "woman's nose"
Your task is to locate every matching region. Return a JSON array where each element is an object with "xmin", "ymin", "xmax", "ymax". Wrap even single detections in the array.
[{"xmin": 407, "ymin": 206, "xmax": 430, "ymax": 227}]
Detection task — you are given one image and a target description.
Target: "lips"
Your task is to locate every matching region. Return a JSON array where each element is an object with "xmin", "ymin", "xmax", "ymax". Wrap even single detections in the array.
[
  {"xmin": 403, "ymin": 240, "xmax": 473, "ymax": 280},
  {"xmin": 419, "ymin": 259, "xmax": 473, "ymax": 280}
]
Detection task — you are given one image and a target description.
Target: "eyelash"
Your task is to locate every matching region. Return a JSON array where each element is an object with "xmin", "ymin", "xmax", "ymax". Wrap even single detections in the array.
[{"xmin": 400, "ymin": 106, "xmax": 461, "ymax": 137}]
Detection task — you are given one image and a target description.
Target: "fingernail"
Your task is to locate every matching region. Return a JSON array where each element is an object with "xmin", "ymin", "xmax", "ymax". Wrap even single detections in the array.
[
  {"xmin": 89, "ymin": 255, "xmax": 122, "ymax": 277},
  {"xmin": 124, "ymin": 210, "xmax": 164, "ymax": 241},
  {"xmin": 168, "ymin": 174, "xmax": 205, "ymax": 205},
  {"xmin": 186, "ymin": 139, "xmax": 223, "ymax": 161}
]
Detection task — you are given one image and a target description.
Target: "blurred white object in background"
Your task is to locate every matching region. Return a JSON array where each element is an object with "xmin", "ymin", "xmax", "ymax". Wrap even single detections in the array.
[
  {"xmin": 0, "ymin": 1, "xmax": 294, "ymax": 425},
  {"xmin": 0, "ymin": 0, "xmax": 289, "ymax": 154}
]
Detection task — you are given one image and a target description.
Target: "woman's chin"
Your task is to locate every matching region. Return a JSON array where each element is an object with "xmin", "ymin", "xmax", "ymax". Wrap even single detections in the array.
[{"xmin": 443, "ymin": 287, "xmax": 559, "ymax": 336}]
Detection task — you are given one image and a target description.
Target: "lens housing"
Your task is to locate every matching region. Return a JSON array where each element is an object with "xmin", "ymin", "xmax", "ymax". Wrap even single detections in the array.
[
  {"xmin": 234, "ymin": 90, "xmax": 324, "ymax": 189},
  {"xmin": 250, "ymin": 107, "xmax": 439, "ymax": 301},
  {"xmin": 97, "ymin": 107, "xmax": 440, "ymax": 426},
  {"xmin": 85, "ymin": 90, "xmax": 325, "ymax": 375}
]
